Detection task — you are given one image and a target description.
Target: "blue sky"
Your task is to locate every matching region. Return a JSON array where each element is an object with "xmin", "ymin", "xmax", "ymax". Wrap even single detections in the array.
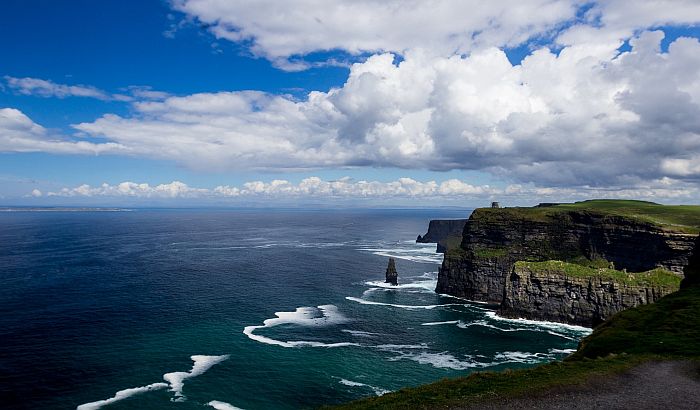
[{"xmin": 2, "ymin": 1, "xmax": 700, "ymax": 206}]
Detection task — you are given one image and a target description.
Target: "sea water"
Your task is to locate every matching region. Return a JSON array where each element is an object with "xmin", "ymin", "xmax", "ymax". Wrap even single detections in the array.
[{"xmin": 0, "ymin": 209, "xmax": 590, "ymax": 409}]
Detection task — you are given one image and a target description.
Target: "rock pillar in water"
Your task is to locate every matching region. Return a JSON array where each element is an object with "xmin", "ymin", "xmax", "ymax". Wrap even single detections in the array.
[{"xmin": 385, "ymin": 257, "xmax": 398, "ymax": 285}]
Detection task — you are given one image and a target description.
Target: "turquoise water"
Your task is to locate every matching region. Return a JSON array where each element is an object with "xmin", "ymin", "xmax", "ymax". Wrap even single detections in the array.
[{"xmin": 0, "ymin": 209, "xmax": 591, "ymax": 409}]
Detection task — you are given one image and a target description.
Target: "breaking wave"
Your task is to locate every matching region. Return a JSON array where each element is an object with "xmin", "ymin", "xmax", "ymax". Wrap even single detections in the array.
[
  {"xmin": 76, "ymin": 355, "xmax": 229, "ymax": 409},
  {"xmin": 345, "ymin": 296, "xmax": 463, "ymax": 310},
  {"xmin": 243, "ymin": 305, "xmax": 359, "ymax": 348}
]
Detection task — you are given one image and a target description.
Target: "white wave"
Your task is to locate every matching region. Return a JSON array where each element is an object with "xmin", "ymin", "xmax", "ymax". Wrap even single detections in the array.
[
  {"xmin": 358, "ymin": 242, "xmax": 444, "ymax": 264},
  {"xmin": 364, "ymin": 279, "xmax": 437, "ymax": 292},
  {"xmin": 493, "ymin": 351, "xmax": 552, "ymax": 364},
  {"xmin": 76, "ymin": 383, "xmax": 169, "ymax": 410},
  {"xmin": 243, "ymin": 305, "xmax": 359, "ymax": 348},
  {"xmin": 207, "ymin": 400, "xmax": 245, "ymax": 410},
  {"xmin": 421, "ymin": 320, "xmax": 460, "ymax": 326},
  {"xmin": 389, "ymin": 351, "xmax": 493, "ymax": 370},
  {"xmin": 549, "ymin": 348, "xmax": 577, "ymax": 354},
  {"xmin": 346, "ymin": 296, "xmax": 463, "ymax": 310},
  {"xmin": 163, "ymin": 355, "xmax": 230, "ymax": 400},
  {"xmin": 484, "ymin": 311, "xmax": 592, "ymax": 333},
  {"xmin": 341, "ymin": 329, "xmax": 382, "ymax": 337},
  {"xmin": 375, "ymin": 343, "xmax": 429, "ymax": 351},
  {"xmin": 338, "ymin": 379, "xmax": 391, "ymax": 396}
]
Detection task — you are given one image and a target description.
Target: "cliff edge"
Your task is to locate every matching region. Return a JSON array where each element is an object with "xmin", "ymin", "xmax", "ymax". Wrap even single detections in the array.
[
  {"xmin": 436, "ymin": 200, "xmax": 700, "ymax": 324},
  {"xmin": 417, "ymin": 219, "xmax": 467, "ymax": 253}
]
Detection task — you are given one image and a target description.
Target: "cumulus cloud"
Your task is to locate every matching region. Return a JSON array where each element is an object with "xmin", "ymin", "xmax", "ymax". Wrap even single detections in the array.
[
  {"xmin": 45, "ymin": 176, "xmax": 700, "ymax": 203},
  {"xmin": 48, "ymin": 177, "xmax": 495, "ymax": 199},
  {"xmin": 171, "ymin": 1, "xmax": 700, "ymax": 69},
  {"xmin": 62, "ymin": 32, "xmax": 700, "ymax": 186},
  {"xmin": 3, "ymin": 2, "xmax": 700, "ymax": 194},
  {"xmin": 171, "ymin": 0, "xmax": 579, "ymax": 69},
  {"xmin": 0, "ymin": 108, "xmax": 123, "ymax": 154}
]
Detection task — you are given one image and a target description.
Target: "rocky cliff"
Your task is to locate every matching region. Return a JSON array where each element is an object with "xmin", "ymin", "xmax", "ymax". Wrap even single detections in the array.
[
  {"xmin": 499, "ymin": 261, "xmax": 680, "ymax": 327},
  {"xmin": 681, "ymin": 235, "xmax": 700, "ymax": 289},
  {"xmin": 416, "ymin": 219, "xmax": 467, "ymax": 253},
  {"xmin": 433, "ymin": 200, "xmax": 700, "ymax": 325}
]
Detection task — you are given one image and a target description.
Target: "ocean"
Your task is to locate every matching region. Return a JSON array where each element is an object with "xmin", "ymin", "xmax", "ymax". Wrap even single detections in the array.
[{"xmin": 0, "ymin": 209, "xmax": 591, "ymax": 409}]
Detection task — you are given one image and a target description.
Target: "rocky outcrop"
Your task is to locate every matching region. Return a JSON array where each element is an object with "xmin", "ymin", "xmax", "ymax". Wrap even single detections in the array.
[
  {"xmin": 436, "ymin": 207, "xmax": 696, "ymax": 304},
  {"xmin": 499, "ymin": 263, "xmax": 678, "ymax": 327},
  {"xmin": 416, "ymin": 219, "xmax": 467, "ymax": 253},
  {"xmin": 681, "ymin": 235, "xmax": 700, "ymax": 289},
  {"xmin": 385, "ymin": 257, "xmax": 398, "ymax": 285}
]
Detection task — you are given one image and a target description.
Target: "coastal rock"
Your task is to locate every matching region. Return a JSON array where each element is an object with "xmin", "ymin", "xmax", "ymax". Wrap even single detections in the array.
[
  {"xmin": 436, "ymin": 208, "xmax": 696, "ymax": 304},
  {"xmin": 499, "ymin": 263, "xmax": 678, "ymax": 327},
  {"xmin": 681, "ymin": 235, "xmax": 700, "ymax": 289},
  {"xmin": 416, "ymin": 219, "xmax": 467, "ymax": 253},
  {"xmin": 385, "ymin": 257, "xmax": 398, "ymax": 286}
]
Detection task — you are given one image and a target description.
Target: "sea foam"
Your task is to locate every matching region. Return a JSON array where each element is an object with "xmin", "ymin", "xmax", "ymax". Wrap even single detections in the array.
[
  {"xmin": 76, "ymin": 383, "xmax": 169, "ymax": 410},
  {"xmin": 163, "ymin": 354, "xmax": 230, "ymax": 400},
  {"xmin": 346, "ymin": 296, "xmax": 463, "ymax": 310},
  {"xmin": 243, "ymin": 305, "xmax": 359, "ymax": 348},
  {"xmin": 207, "ymin": 400, "xmax": 245, "ymax": 410},
  {"xmin": 338, "ymin": 378, "xmax": 391, "ymax": 396}
]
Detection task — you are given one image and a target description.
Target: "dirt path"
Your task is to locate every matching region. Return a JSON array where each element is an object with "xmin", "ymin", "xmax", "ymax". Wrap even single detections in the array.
[{"xmin": 457, "ymin": 360, "xmax": 700, "ymax": 410}]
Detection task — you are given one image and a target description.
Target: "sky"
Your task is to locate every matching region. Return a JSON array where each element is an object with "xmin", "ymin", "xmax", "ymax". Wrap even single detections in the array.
[{"xmin": 2, "ymin": 0, "xmax": 700, "ymax": 207}]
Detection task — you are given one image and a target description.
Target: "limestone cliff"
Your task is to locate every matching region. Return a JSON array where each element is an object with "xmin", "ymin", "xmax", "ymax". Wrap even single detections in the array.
[
  {"xmin": 433, "ymin": 200, "xmax": 700, "ymax": 325},
  {"xmin": 416, "ymin": 219, "xmax": 467, "ymax": 253},
  {"xmin": 499, "ymin": 261, "xmax": 680, "ymax": 327}
]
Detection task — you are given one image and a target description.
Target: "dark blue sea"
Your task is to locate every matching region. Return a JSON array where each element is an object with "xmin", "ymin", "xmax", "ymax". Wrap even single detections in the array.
[{"xmin": 0, "ymin": 209, "xmax": 590, "ymax": 409}]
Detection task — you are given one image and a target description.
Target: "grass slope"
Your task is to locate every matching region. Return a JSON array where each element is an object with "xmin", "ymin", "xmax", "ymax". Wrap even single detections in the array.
[
  {"xmin": 477, "ymin": 200, "xmax": 700, "ymax": 234},
  {"xmin": 515, "ymin": 260, "xmax": 682, "ymax": 287}
]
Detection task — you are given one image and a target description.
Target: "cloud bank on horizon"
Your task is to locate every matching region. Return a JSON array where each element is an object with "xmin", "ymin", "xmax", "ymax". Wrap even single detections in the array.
[{"xmin": 2, "ymin": 0, "xmax": 700, "ymax": 203}]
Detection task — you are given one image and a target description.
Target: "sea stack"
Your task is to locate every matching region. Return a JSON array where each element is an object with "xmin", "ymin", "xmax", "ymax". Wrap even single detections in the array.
[{"xmin": 385, "ymin": 257, "xmax": 398, "ymax": 285}]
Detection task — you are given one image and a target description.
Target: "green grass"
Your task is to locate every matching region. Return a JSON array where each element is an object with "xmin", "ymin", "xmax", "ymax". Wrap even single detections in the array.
[
  {"xmin": 573, "ymin": 285, "xmax": 700, "ymax": 359},
  {"xmin": 515, "ymin": 260, "xmax": 682, "ymax": 287},
  {"xmin": 473, "ymin": 246, "xmax": 509, "ymax": 258},
  {"xmin": 331, "ymin": 284, "xmax": 700, "ymax": 410},
  {"xmin": 329, "ymin": 354, "xmax": 661, "ymax": 410},
  {"xmin": 439, "ymin": 235, "xmax": 463, "ymax": 252},
  {"xmin": 474, "ymin": 199, "xmax": 700, "ymax": 234}
]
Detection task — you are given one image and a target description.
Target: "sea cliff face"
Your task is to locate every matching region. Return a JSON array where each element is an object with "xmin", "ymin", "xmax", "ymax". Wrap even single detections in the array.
[
  {"xmin": 416, "ymin": 219, "xmax": 467, "ymax": 253},
  {"xmin": 434, "ymin": 201, "xmax": 699, "ymax": 325},
  {"xmin": 499, "ymin": 262, "xmax": 679, "ymax": 327}
]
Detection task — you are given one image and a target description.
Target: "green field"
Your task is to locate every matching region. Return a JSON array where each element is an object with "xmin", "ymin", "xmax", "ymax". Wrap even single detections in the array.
[
  {"xmin": 515, "ymin": 260, "xmax": 682, "ymax": 287},
  {"xmin": 475, "ymin": 200, "xmax": 700, "ymax": 234}
]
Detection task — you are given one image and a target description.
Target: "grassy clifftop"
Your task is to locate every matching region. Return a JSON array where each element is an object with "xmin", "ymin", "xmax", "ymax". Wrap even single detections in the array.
[
  {"xmin": 474, "ymin": 200, "xmax": 700, "ymax": 234},
  {"xmin": 514, "ymin": 260, "xmax": 682, "ymax": 287}
]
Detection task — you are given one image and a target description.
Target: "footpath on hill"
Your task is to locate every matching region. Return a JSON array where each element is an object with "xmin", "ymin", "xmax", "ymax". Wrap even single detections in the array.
[{"xmin": 456, "ymin": 360, "xmax": 700, "ymax": 410}]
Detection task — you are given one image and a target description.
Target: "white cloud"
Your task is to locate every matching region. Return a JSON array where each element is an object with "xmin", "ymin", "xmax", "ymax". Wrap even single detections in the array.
[
  {"xmin": 31, "ymin": 189, "xmax": 42, "ymax": 197},
  {"xmin": 171, "ymin": 1, "xmax": 700, "ymax": 69},
  {"xmin": 58, "ymin": 32, "xmax": 700, "ymax": 186},
  {"xmin": 0, "ymin": 108, "xmax": 123, "ymax": 154},
  {"xmin": 3, "ymin": 77, "xmax": 170, "ymax": 102},
  {"xmin": 44, "ymin": 176, "xmax": 700, "ymax": 203},
  {"xmin": 172, "ymin": 0, "xmax": 579, "ymax": 68},
  {"xmin": 3, "ymin": 2, "xmax": 700, "ymax": 194},
  {"xmin": 4, "ymin": 76, "xmax": 112, "ymax": 100}
]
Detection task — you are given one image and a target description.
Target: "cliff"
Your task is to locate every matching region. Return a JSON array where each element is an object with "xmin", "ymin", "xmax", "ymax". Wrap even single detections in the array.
[
  {"xmin": 435, "ymin": 200, "xmax": 700, "ymax": 324},
  {"xmin": 681, "ymin": 234, "xmax": 700, "ymax": 289},
  {"xmin": 416, "ymin": 219, "xmax": 467, "ymax": 253},
  {"xmin": 499, "ymin": 261, "xmax": 680, "ymax": 327}
]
